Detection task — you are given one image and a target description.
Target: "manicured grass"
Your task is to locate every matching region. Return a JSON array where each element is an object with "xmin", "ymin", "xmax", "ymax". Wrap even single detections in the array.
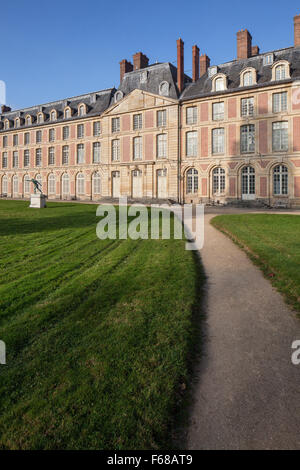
[
  {"xmin": 211, "ymin": 214, "xmax": 300, "ymax": 313},
  {"xmin": 0, "ymin": 200, "xmax": 203, "ymax": 450}
]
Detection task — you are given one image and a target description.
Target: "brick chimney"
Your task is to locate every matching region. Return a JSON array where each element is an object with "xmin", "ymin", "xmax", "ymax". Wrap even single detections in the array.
[
  {"xmin": 133, "ymin": 52, "xmax": 149, "ymax": 71},
  {"xmin": 177, "ymin": 38, "xmax": 184, "ymax": 93},
  {"xmin": 199, "ymin": 54, "xmax": 210, "ymax": 77},
  {"xmin": 192, "ymin": 45, "xmax": 200, "ymax": 82},
  {"xmin": 237, "ymin": 29, "xmax": 252, "ymax": 59},
  {"xmin": 120, "ymin": 59, "xmax": 133, "ymax": 82},
  {"xmin": 294, "ymin": 14, "xmax": 300, "ymax": 47},
  {"xmin": 1, "ymin": 105, "xmax": 11, "ymax": 114},
  {"xmin": 251, "ymin": 45, "xmax": 260, "ymax": 56}
]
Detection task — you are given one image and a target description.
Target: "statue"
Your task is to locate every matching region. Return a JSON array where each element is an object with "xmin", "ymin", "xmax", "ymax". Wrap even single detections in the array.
[{"xmin": 30, "ymin": 178, "xmax": 43, "ymax": 194}]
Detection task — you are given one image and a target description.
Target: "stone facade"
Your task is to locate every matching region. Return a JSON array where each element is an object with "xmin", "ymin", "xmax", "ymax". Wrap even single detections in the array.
[{"xmin": 1, "ymin": 15, "xmax": 300, "ymax": 207}]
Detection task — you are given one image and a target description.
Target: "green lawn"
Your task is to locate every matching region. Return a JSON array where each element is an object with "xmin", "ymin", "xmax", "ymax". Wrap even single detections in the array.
[
  {"xmin": 0, "ymin": 200, "xmax": 203, "ymax": 450},
  {"xmin": 211, "ymin": 214, "xmax": 300, "ymax": 313}
]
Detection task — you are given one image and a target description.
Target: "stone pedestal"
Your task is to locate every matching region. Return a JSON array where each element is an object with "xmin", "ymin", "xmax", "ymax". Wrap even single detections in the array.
[{"xmin": 29, "ymin": 193, "xmax": 47, "ymax": 208}]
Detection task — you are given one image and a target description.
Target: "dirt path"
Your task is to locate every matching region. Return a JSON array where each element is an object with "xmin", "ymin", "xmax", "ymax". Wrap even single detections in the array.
[{"xmin": 186, "ymin": 212, "xmax": 300, "ymax": 450}]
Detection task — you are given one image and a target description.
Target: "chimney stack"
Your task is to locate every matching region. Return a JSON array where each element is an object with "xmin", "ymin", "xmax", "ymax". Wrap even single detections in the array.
[
  {"xmin": 199, "ymin": 54, "xmax": 210, "ymax": 77},
  {"xmin": 177, "ymin": 38, "xmax": 184, "ymax": 93},
  {"xmin": 133, "ymin": 52, "xmax": 149, "ymax": 71},
  {"xmin": 192, "ymin": 45, "xmax": 200, "ymax": 82},
  {"xmin": 120, "ymin": 59, "xmax": 133, "ymax": 83},
  {"xmin": 1, "ymin": 105, "xmax": 11, "ymax": 114},
  {"xmin": 251, "ymin": 45, "xmax": 260, "ymax": 56},
  {"xmin": 294, "ymin": 14, "xmax": 300, "ymax": 47},
  {"xmin": 237, "ymin": 29, "xmax": 252, "ymax": 59}
]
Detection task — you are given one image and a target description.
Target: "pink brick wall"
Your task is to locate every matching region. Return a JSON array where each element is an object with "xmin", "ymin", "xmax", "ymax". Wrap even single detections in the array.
[
  {"xmin": 43, "ymin": 129, "xmax": 48, "ymax": 143},
  {"xmin": 85, "ymin": 142, "xmax": 91, "ymax": 164},
  {"xmin": 145, "ymin": 111, "xmax": 154, "ymax": 128},
  {"xmin": 70, "ymin": 143, "xmax": 75, "ymax": 165},
  {"xmin": 42, "ymin": 147, "xmax": 47, "ymax": 166},
  {"xmin": 145, "ymin": 134, "xmax": 153, "ymax": 160},
  {"xmin": 122, "ymin": 136, "xmax": 130, "ymax": 162},
  {"xmin": 56, "ymin": 127, "xmax": 62, "ymax": 140},
  {"xmin": 200, "ymin": 102, "xmax": 208, "ymax": 121},
  {"xmin": 122, "ymin": 115, "xmax": 130, "ymax": 132},
  {"xmin": 294, "ymin": 176, "xmax": 300, "ymax": 197},
  {"xmin": 292, "ymin": 86, "xmax": 300, "ymax": 110},
  {"xmin": 259, "ymin": 120, "xmax": 268, "ymax": 154},
  {"xmin": 229, "ymin": 177, "xmax": 236, "ymax": 196},
  {"xmin": 30, "ymin": 148, "xmax": 34, "ymax": 167},
  {"xmin": 86, "ymin": 122, "xmax": 91, "ymax": 137},
  {"xmin": 201, "ymin": 127, "xmax": 208, "ymax": 157},
  {"xmin": 260, "ymin": 176, "xmax": 267, "ymax": 197},
  {"xmin": 201, "ymin": 177, "xmax": 207, "ymax": 196},
  {"xmin": 228, "ymin": 98, "xmax": 237, "ymax": 119},
  {"xmin": 293, "ymin": 117, "xmax": 300, "ymax": 152},
  {"xmin": 228, "ymin": 124, "xmax": 237, "ymax": 155},
  {"xmin": 258, "ymin": 93, "xmax": 268, "ymax": 114},
  {"xmin": 70, "ymin": 125, "xmax": 76, "ymax": 139}
]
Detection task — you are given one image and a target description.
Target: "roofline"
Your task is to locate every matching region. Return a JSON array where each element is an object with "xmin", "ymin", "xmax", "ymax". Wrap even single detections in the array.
[{"xmin": 1, "ymin": 87, "xmax": 116, "ymax": 117}]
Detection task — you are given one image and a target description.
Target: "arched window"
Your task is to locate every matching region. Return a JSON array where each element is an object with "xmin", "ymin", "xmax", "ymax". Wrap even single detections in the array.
[
  {"xmin": 12, "ymin": 175, "xmax": 18, "ymax": 195},
  {"xmin": 15, "ymin": 118, "xmax": 20, "ymax": 128},
  {"xmin": 114, "ymin": 91, "xmax": 123, "ymax": 102},
  {"xmin": 65, "ymin": 108, "xmax": 71, "ymax": 119},
  {"xmin": 50, "ymin": 110, "xmax": 56, "ymax": 121},
  {"xmin": 2, "ymin": 175, "xmax": 8, "ymax": 195},
  {"xmin": 275, "ymin": 64, "xmax": 286, "ymax": 80},
  {"xmin": 24, "ymin": 175, "xmax": 30, "ymax": 194},
  {"xmin": 76, "ymin": 172, "xmax": 85, "ymax": 195},
  {"xmin": 37, "ymin": 113, "xmax": 44, "ymax": 124},
  {"xmin": 48, "ymin": 173, "xmax": 56, "ymax": 194},
  {"xmin": 243, "ymin": 71, "xmax": 253, "ymax": 86},
  {"xmin": 212, "ymin": 167, "xmax": 225, "ymax": 194},
  {"xmin": 26, "ymin": 115, "xmax": 31, "ymax": 126},
  {"xmin": 159, "ymin": 81, "xmax": 169, "ymax": 96},
  {"xmin": 215, "ymin": 77, "xmax": 225, "ymax": 91},
  {"xmin": 273, "ymin": 164, "xmax": 288, "ymax": 195},
  {"xmin": 78, "ymin": 105, "xmax": 85, "ymax": 116},
  {"xmin": 241, "ymin": 166, "xmax": 255, "ymax": 196},
  {"xmin": 186, "ymin": 168, "xmax": 198, "ymax": 194},
  {"xmin": 62, "ymin": 173, "xmax": 70, "ymax": 195},
  {"xmin": 92, "ymin": 172, "xmax": 101, "ymax": 195}
]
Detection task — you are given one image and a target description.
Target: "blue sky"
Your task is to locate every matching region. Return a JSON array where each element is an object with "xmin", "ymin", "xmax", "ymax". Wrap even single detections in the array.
[{"xmin": 2, "ymin": 0, "xmax": 300, "ymax": 110}]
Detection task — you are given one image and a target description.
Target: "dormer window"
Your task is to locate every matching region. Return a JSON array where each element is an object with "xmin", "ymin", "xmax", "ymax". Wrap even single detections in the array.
[
  {"xmin": 4, "ymin": 120, "xmax": 9, "ymax": 130},
  {"xmin": 37, "ymin": 113, "xmax": 44, "ymax": 124},
  {"xmin": 272, "ymin": 61, "xmax": 290, "ymax": 81},
  {"xmin": 15, "ymin": 118, "xmax": 20, "ymax": 128},
  {"xmin": 208, "ymin": 66, "xmax": 218, "ymax": 78},
  {"xmin": 263, "ymin": 54, "xmax": 274, "ymax": 66},
  {"xmin": 78, "ymin": 104, "xmax": 86, "ymax": 116},
  {"xmin": 64, "ymin": 107, "xmax": 71, "ymax": 119},
  {"xmin": 275, "ymin": 65, "xmax": 286, "ymax": 80},
  {"xmin": 159, "ymin": 81, "xmax": 169, "ymax": 97},
  {"xmin": 26, "ymin": 115, "xmax": 31, "ymax": 126},
  {"xmin": 50, "ymin": 110, "xmax": 57, "ymax": 121},
  {"xmin": 114, "ymin": 91, "xmax": 123, "ymax": 103},
  {"xmin": 213, "ymin": 74, "xmax": 227, "ymax": 92},
  {"xmin": 240, "ymin": 68, "xmax": 257, "ymax": 87}
]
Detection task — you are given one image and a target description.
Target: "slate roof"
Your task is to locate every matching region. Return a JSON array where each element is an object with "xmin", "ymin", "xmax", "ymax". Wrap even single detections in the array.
[
  {"xmin": 181, "ymin": 46, "xmax": 300, "ymax": 101},
  {"xmin": 0, "ymin": 88, "xmax": 115, "ymax": 130},
  {"xmin": 116, "ymin": 62, "xmax": 191, "ymax": 102}
]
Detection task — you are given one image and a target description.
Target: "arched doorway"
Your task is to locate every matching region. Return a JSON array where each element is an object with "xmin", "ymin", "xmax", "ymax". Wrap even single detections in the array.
[
  {"xmin": 132, "ymin": 170, "xmax": 142, "ymax": 198},
  {"xmin": 241, "ymin": 166, "xmax": 255, "ymax": 200}
]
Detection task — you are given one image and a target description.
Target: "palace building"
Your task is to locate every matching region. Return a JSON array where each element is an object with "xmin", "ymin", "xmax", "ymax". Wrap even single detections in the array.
[{"xmin": 1, "ymin": 15, "xmax": 300, "ymax": 207}]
